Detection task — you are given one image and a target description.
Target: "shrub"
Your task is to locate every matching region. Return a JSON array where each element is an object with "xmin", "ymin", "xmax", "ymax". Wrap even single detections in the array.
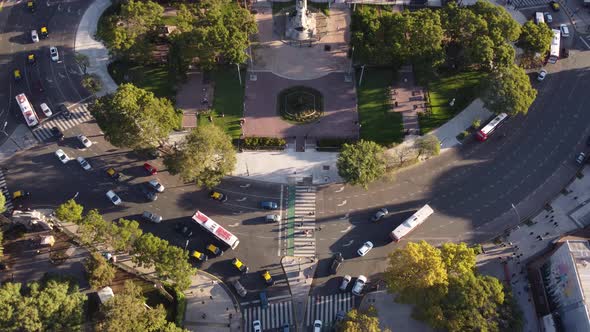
[
  {"xmin": 243, "ymin": 137, "xmax": 286, "ymax": 150},
  {"xmin": 471, "ymin": 119, "xmax": 481, "ymax": 130}
]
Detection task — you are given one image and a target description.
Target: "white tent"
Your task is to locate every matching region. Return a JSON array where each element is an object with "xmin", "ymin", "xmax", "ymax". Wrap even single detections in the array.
[{"xmin": 97, "ymin": 286, "xmax": 114, "ymax": 304}]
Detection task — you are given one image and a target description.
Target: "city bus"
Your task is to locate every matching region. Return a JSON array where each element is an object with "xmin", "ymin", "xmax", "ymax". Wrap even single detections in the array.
[
  {"xmin": 191, "ymin": 210, "xmax": 239, "ymax": 249},
  {"xmin": 476, "ymin": 113, "xmax": 508, "ymax": 141},
  {"xmin": 389, "ymin": 204, "xmax": 434, "ymax": 242},
  {"xmin": 15, "ymin": 93, "xmax": 38, "ymax": 127},
  {"xmin": 535, "ymin": 12, "xmax": 545, "ymax": 25},
  {"xmin": 548, "ymin": 29, "xmax": 561, "ymax": 64}
]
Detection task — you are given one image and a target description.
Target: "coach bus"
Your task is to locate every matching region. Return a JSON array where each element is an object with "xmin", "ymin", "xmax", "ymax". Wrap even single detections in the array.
[
  {"xmin": 15, "ymin": 93, "xmax": 38, "ymax": 127},
  {"xmin": 389, "ymin": 204, "xmax": 434, "ymax": 242},
  {"xmin": 191, "ymin": 210, "xmax": 239, "ymax": 249},
  {"xmin": 548, "ymin": 29, "xmax": 561, "ymax": 64},
  {"xmin": 476, "ymin": 113, "xmax": 508, "ymax": 141}
]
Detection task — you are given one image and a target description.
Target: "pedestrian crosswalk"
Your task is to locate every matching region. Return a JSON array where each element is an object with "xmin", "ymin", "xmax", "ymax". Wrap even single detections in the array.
[
  {"xmin": 0, "ymin": 170, "xmax": 13, "ymax": 213},
  {"xmin": 32, "ymin": 103, "xmax": 93, "ymax": 142},
  {"xmin": 306, "ymin": 293, "xmax": 354, "ymax": 329},
  {"xmin": 243, "ymin": 299, "xmax": 294, "ymax": 330},
  {"xmin": 513, "ymin": 0, "xmax": 549, "ymax": 9},
  {"xmin": 292, "ymin": 186, "xmax": 316, "ymax": 257}
]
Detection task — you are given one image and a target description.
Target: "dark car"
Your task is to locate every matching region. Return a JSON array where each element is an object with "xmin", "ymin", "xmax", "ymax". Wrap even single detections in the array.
[
  {"xmin": 174, "ymin": 222, "xmax": 193, "ymax": 237},
  {"xmin": 370, "ymin": 208, "xmax": 389, "ymax": 222},
  {"xmin": 50, "ymin": 127, "xmax": 63, "ymax": 140},
  {"xmin": 58, "ymin": 104, "xmax": 72, "ymax": 119},
  {"xmin": 562, "ymin": 48, "xmax": 569, "ymax": 58},
  {"xmin": 139, "ymin": 184, "xmax": 158, "ymax": 201},
  {"xmin": 261, "ymin": 201, "xmax": 278, "ymax": 210},
  {"xmin": 330, "ymin": 252, "xmax": 344, "ymax": 274}
]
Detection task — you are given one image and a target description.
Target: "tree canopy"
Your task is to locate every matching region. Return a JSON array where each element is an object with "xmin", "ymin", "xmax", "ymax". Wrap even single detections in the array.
[
  {"xmin": 0, "ymin": 192, "xmax": 5, "ymax": 214},
  {"xmin": 384, "ymin": 241, "xmax": 522, "ymax": 332},
  {"xmin": 337, "ymin": 140, "xmax": 386, "ymax": 188},
  {"xmin": 55, "ymin": 199, "xmax": 84, "ymax": 224},
  {"xmin": 0, "ymin": 279, "xmax": 86, "ymax": 332},
  {"xmin": 90, "ymin": 83, "xmax": 178, "ymax": 150},
  {"xmin": 518, "ymin": 21, "xmax": 554, "ymax": 55},
  {"xmin": 482, "ymin": 64, "xmax": 537, "ymax": 115},
  {"xmin": 164, "ymin": 125, "xmax": 236, "ymax": 188},
  {"xmin": 336, "ymin": 307, "xmax": 384, "ymax": 332},
  {"xmin": 84, "ymin": 252, "xmax": 116, "ymax": 290},
  {"xmin": 97, "ymin": 281, "xmax": 185, "ymax": 332}
]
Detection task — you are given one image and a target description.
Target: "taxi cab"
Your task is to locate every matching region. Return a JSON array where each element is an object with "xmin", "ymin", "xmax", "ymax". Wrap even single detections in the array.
[
  {"xmin": 209, "ymin": 191, "xmax": 228, "ymax": 202},
  {"xmin": 206, "ymin": 244, "xmax": 223, "ymax": 257},
  {"xmin": 40, "ymin": 26, "xmax": 48, "ymax": 38},
  {"xmin": 261, "ymin": 270, "xmax": 275, "ymax": 286},
  {"xmin": 106, "ymin": 167, "xmax": 121, "ymax": 181},
  {"xmin": 27, "ymin": 1, "xmax": 35, "ymax": 12},
  {"xmin": 13, "ymin": 69, "xmax": 21, "ymax": 81},
  {"xmin": 28, "ymin": 53, "xmax": 36, "ymax": 64},
  {"xmin": 13, "ymin": 190, "xmax": 31, "ymax": 200},
  {"xmin": 192, "ymin": 250, "xmax": 208, "ymax": 262},
  {"xmin": 232, "ymin": 258, "xmax": 249, "ymax": 274}
]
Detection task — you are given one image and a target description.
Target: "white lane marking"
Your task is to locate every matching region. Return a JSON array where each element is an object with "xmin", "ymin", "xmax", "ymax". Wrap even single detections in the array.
[
  {"xmin": 236, "ymin": 197, "xmax": 247, "ymax": 202},
  {"xmin": 580, "ymin": 36, "xmax": 590, "ymax": 49},
  {"xmin": 340, "ymin": 225, "xmax": 353, "ymax": 233},
  {"xmin": 228, "ymin": 222, "xmax": 240, "ymax": 227},
  {"xmin": 340, "ymin": 213, "xmax": 349, "ymax": 220},
  {"xmin": 337, "ymin": 200, "xmax": 347, "ymax": 207},
  {"xmin": 335, "ymin": 186, "xmax": 345, "ymax": 193},
  {"xmin": 342, "ymin": 240, "xmax": 354, "ymax": 247},
  {"xmin": 240, "ymin": 183, "xmax": 251, "ymax": 188}
]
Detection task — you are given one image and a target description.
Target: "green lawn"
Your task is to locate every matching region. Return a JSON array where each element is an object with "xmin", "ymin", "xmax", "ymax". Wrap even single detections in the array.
[
  {"xmin": 419, "ymin": 71, "xmax": 486, "ymax": 134},
  {"xmin": 357, "ymin": 68, "xmax": 404, "ymax": 146},
  {"xmin": 198, "ymin": 66, "xmax": 245, "ymax": 139},
  {"xmin": 108, "ymin": 60, "xmax": 177, "ymax": 101}
]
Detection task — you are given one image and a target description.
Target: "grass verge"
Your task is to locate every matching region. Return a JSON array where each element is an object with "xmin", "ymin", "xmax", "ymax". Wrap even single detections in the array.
[
  {"xmin": 419, "ymin": 71, "xmax": 486, "ymax": 134},
  {"xmin": 108, "ymin": 60, "xmax": 177, "ymax": 101},
  {"xmin": 356, "ymin": 68, "xmax": 404, "ymax": 146}
]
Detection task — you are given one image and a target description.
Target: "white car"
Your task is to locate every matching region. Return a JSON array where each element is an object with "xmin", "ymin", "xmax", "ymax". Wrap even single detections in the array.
[
  {"xmin": 31, "ymin": 30, "xmax": 39, "ymax": 43},
  {"xmin": 40, "ymin": 103, "xmax": 52, "ymax": 117},
  {"xmin": 339, "ymin": 275, "xmax": 352, "ymax": 291},
  {"xmin": 313, "ymin": 320, "xmax": 322, "ymax": 332},
  {"xmin": 352, "ymin": 275, "xmax": 367, "ymax": 296},
  {"xmin": 77, "ymin": 135, "xmax": 92, "ymax": 148},
  {"xmin": 560, "ymin": 24, "xmax": 570, "ymax": 37},
  {"xmin": 544, "ymin": 12, "xmax": 553, "ymax": 23},
  {"xmin": 106, "ymin": 190, "xmax": 122, "ymax": 205},
  {"xmin": 537, "ymin": 69, "xmax": 547, "ymax": 81},
  {"xmin": 76, "ymin": 156, "xmax": 92, "ymax": 171},
  {"xmin": 55, "ymin": 149, "xmax": 69, "ymax": 164},
  {"xmin": 252, "ymin": 320, "xmax": 261, "ymax": 332},
  {"xmin": 357, "ymin": 241, "xmax": 374, "ymax": 256},
  {"xmin": 50, "ymin": 46, "xmax": 59, "ymax": 61},
  {"xmin": 148, "ymin": 179, "xmax": 165, "ymax": 193}
]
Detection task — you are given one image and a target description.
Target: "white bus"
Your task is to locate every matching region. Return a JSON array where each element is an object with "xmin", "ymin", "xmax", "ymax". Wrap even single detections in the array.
[
  {"xmin": 15, "ymin": 93, "xmax": 38, "ymax": 127},
  {"xmin": 548, "ymin": 29, "xmax": 561, "ymax": 64},
  {"xmin": 476, "ymin": 113, "xmax": 508, "ymax": 141},
  {"xmin": 535, "ymin": 12, "xmax": 545, "ymax": 25},
  {"xmin": 389, "ymin": 204, "xmax": 434, "ymax": 242},
  {"xmin": 191, "ymin": 210, "xmax": 239, "ymax": 249}
]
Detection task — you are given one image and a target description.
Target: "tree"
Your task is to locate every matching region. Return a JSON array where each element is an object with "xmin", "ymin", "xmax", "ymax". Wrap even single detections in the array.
[
  {"xmin": 518, "ymin": 21, "xmax": 553, "ymax": 55},
  {"xmin": 0, "ymin": 279, "xmax": 86, "ymax": 332},
  {"xmin": 84, "ymin": 252, "xmax": 116, "ymax": 290},
  {"xmin": 132, "ymin": 233, "xmax": 168, "ymax": 269},
  {"xmin": 337, "ymin": 140, "xmax": 386, "ymax": 188},
  {"xmin": 90, "ymin": 84, "xmax": 178, "ymax": 150},
  {"xmin": 54, "ymin": 199, "xmax": 84, "ymax": 224},
  {"xmin": 78, "ymin": 209, "xmax": 112, "ymax": 246},
  {"xmin": 81, "ymin": 74, "xmax": 103, "ymax": 94},
  {"xmin": 74, "ymin": 53, "xmax": 90, "ymax": 74},
  {"xmin": 482, "ymin": 64, "xmax": 537, "ymax": 115},
  {"xmin": 111, "ymin": 218, "xmax": 143, "ymax": 253},
  {"xmin": 336, "ymin": 307, "xmax": 384, "ymax": 332},
  {"xmin": 0, "ymin": 192, "xmax": 5, "ymax": 213},
  {"xmin": 97, "ymin": 281, "xmax": 185, "ymax": 332},
  {"xmin": 164, "ymin": 125, "xmax": 236, "ymax": 188},
  {"xmin": 416, "ymin": 135, "xmax": 440, "ymax": 158},
  {"xmin": 155, "ymin": 245, "xmax": 195, "ymax": 291},
  {"xmin": 440, "ymin": 242, "xmax": 477, "ymax": 277}
]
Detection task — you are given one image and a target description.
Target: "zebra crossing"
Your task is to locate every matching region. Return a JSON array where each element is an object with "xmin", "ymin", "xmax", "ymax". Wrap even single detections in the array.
[
  {"xmin": 243, "ymin": 299, "xmax": 294, "ymax": 330},
  {"xmin": 513, "ymin": 0, "xmax": 549, "ymax": 9},
  {"xmin": 0, "ymin": 170, "xmax": 12, "ymax": 213},
  {"xmin": 292, "ymin": 186, "xmax": 316, "ymax": 257},
  {"xmin": 32, "ymin": 103, "xmax": 93, "ymax": 142},
  {"xmin": 306, "ymin": 293, "xmax": 355, "ymax": 329}
]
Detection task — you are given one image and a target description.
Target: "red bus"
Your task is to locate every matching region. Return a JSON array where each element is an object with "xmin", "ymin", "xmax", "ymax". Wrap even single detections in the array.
[
  {"xmin": 191, "ymin": 210, "xmax": 239, "ymax": 249},
  {"xmin": 15, "ymin": 93, "xmax": 39, "ymax": 127},
  {"xmin": 476, "ymin": 113, "xmax": 508, "ymax": 141}
]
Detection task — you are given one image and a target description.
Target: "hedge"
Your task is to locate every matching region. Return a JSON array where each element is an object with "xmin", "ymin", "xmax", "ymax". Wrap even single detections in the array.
[
  {"xmin": 316, "ymin": 138, "xmax": 355, "ymax": 148},
  {"xmin": 243, "ymin": 137, "xmax": 286, "ymax": 150}
]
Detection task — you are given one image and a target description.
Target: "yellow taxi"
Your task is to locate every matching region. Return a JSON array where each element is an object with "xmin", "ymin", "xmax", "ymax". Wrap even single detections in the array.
[
  {"xmin": 40, "ymin": 26, "xmax": 48, "ymax": 38},
  {"xmin": 13, "ymin": 69, "xmax": 21, "ymax": 80},
  {"xmin": 232, "ymin": 258, "xmax": 249, "ymax": 274},
  {"xmin": 28, "ymin": 54, "xmax": 36, "ymax": 64},
  {"xmin": 27, "ymin": 1, "xmax": 35, "ymax": 12},
  {"xmin": 192, "ymin": 250, "xmax": 207, "ymax": 262},
  {"xmin": 12, "ymin": 191, "xmax": 30, "ymax": 200},
  {"xmin": 206, "ymin": 244, "xmax": 223, "ymax": 257},
  {"xmin": 106, "ymin": 167, "xmax": 121, "ymax": 181},
  {"xmin": 209, "ymin": 191, "xmax": 228, "ymax": 202},
  {"xmin": 261, "ymin": 270, "xmax": 274, "ymax": 286}
]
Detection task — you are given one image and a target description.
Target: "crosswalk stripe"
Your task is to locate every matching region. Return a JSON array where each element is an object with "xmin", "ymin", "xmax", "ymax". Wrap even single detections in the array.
[
  {"xmin": 0, "ymin": 170, "xmax": 13, "ymax": 213},
  {"xmin": 243, "ymin": 299, "xmax": 294, "ymax": 330},
  {"xmin": 292, "ymin": 185, "xmax": 316, "ymax": 257},
  {"xmin": 305, "ymin": 293, "xmax": 354, "ymax": 328},
  {"xmin": 32, "ymin": 104, "xmax": 93, "ymax": 142}
]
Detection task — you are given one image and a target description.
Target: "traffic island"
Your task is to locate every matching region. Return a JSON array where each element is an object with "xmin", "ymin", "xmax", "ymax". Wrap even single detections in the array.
[{"xmin": 281, "ymin": 256, "xmax": 317, "ymax": 330}]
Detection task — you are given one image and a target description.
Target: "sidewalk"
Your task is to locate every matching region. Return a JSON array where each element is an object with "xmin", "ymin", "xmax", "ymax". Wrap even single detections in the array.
[
  {"xmin": 54, "ymin": 217, "xmax": 242, "ymax": 332},
  {"xmin": 281, "ymin": 256, "xmax": 317, "ymax": 330},
  {"xmin": 74, "ymin": 0, "xmax": 117, "ymax": 97}
]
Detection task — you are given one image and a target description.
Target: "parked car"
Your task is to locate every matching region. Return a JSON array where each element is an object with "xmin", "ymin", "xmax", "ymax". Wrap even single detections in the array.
[
  {"xmin": 576, "ymin": 152, "xmax": 586, "ymax": 165},
  {"xmin": 313, "ymin": 320, "xmax": 322, "ymax": 332},
  {"xmin": 49, "ymin": 46, "xmax": 59, "ymax": 61},
  {"xmin": 54, "ymin": 149, "xmax": 68, "ymax": 164},
  {"xmin": 31, "ymin": 30, "xmax": 39, "ymax": 42},
  {"xmin": 261, "ymin": 270, "xmax": 274, "ymax": 286},
  {"xmin": 537, "ymin": 69, "xmax": 547, "ymax": 81},
  {"xmin": 232, "ymin": 258, "xmax": 249, "ymax": 274},
  {"xmin": 40, "ymin": 103, "xmax": 52, "ymax": 117},
  {"xmin": 340, "ymin": 275, "xmax": 352, "ymax": 291},
  {"xmin": 371, "ymin": 208, "xmax": 388, "ymax": 222},
  {"xmin": 139, "ymin": 184, "xmax": 158, "ymax": 201},
  {"xmin": 265, "ymin": 214, "xmax": 280, "ymax": 223},
  {"xmin": 142, "ymin": 211, "xmax": 162, "ymax": 223},
  {"xmin": 210, "ymin": 190, "xmax": 228, "ymax": 202},
  {"xmin": 357, "ymin": 241, "xmax": 374, "ymax": 257},
  {"xmin": 352, "ymin": 275, "xmax": 367, "ymax": 296},
  {"xmin": 77, "ymin": 135, "xmax": 92, "ymax": 148},
  {"xmin": 560, "ymin": 24, "xmax": 569, "ymax": 37},
  {"xmin": 253, "ymin": 320, "xmax": 262, "ymax": 332},
  {"xmin": 148, "ymin": 179, "xmax": 165, "ymax": 192},
  {"xmin": 51, "ymin": 127, "xmax": 63, "ymax": 140},
  {"xmin": 76, "ymin": 156, "xmax": 92, "ymax": 171},
  {"xmin": 544, "ymin": 12, "xmax": 553, "ymax": 23},
  {"xmin": 192, "ymin": 250, "xmax": 208, "ymax": 262},
  {"xmin": 330, "ymin": 252, "xmax": 344, "ymax": 274},
  {"xmin": 231, "ymin": 280, "xmax": 247, "ymax": 297},
  {"xmin": 206, "ymin": 244, "xmax": 223, "ymax": 256},
  {"xmin": 106, "ymin": 190, "xmax": 122, "ymax": 205},
  {"xmin": 143, "ymin": 162, "xmax": 157, "ymax": 175},
  {"xmin": 261, "ymin": 201, "xmax": 278, "ymax": 210}
]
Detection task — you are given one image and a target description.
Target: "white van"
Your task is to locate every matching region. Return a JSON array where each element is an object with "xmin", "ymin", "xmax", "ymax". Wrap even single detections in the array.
[{"xmin": 560, "ymin": 24, "xmax": 570, "ymax": 37}]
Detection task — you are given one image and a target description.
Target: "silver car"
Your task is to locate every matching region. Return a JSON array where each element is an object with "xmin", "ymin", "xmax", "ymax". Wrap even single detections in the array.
[
  {"xmin": 231, "ymin": 280, "xmax": 247, "ymax": 297},
  {"xmin": 142, "ymin": 211, "xmax": 162, "ymax": 223},
  {"xmin": 339, "ymin": 275, "xmax": 352, "ymax": 291},
  {"xmin": 352, "ymin": 275, "xmax": 367, "ymax": 296},
  {"xmin": 357, "ymin": 241, "xmax": 374, "ymax": 256}
]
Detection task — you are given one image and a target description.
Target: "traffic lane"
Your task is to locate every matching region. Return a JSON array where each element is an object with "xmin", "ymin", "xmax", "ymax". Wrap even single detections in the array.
[{"xmin": 216, "ymin": 177, "xmax": 284, "ymax": 200}]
